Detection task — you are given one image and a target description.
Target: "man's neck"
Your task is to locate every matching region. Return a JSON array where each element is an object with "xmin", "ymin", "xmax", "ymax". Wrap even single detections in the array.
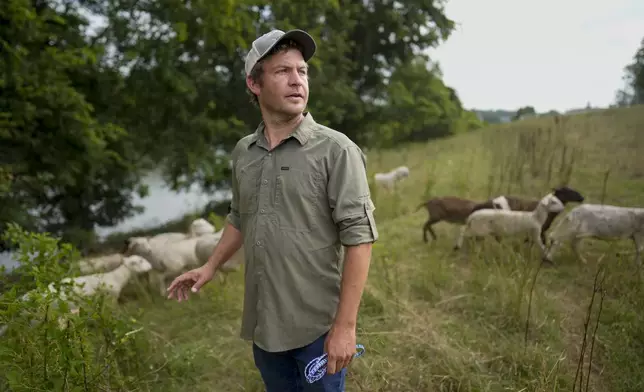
[{"xmin": 262, "ymin": 111, "xmax": 305, "ymax": 149}]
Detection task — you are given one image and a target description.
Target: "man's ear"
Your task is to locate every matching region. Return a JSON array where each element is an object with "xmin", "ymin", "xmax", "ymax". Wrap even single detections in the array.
[{"xmin": 246, "ymin": 75, "xmax": 261, "ymax": 96}]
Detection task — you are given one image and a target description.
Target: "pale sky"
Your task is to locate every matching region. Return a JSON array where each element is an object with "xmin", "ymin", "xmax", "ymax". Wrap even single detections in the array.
[{"xmin": 427, "ymin": 0, "xmax": 644, "ymax": 112}]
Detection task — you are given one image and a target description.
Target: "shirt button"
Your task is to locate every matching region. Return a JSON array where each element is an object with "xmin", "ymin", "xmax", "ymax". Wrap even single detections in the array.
[
  {"xmin": 256, "ymin": 241, "xmax": 261, "ymax": 246},
  {"xmin": 262, "ymin": 179, "xmax": 268, "ymax": 184}
]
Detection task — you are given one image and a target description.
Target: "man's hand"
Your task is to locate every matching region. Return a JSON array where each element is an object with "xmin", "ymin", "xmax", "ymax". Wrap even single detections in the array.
[
  {"xmin": 166, "ymin": 263, "xmax": 216, "ymax": 301},
  {"xmin": 324, "ymin": 323, "xmax": 357, "ymax": 375}
]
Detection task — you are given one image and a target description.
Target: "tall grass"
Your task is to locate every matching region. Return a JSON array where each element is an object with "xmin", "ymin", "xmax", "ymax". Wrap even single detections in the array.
[{"xmin": 1, "ymin": 105, "xmax": 644, "ymax": 391}]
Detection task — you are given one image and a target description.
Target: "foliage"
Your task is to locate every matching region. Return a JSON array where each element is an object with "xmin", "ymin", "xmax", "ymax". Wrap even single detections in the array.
[
  {"xmin": 614, "ymin": 37, "xmax": 644, "ymax": 106},
  {"xmin": 0, "ymin": 223, "xmax": 164, "ymax": 391},
  {"xmin": 513, "ymin": 106, "xmax": 537, "ymax": 120},
  {"xmin": 373, "ymin": 56, "xmax": 473, "ymax": 147},
  {"xmin": 0, "ymin": 0, "xmax": 144, "ymax": 250}
]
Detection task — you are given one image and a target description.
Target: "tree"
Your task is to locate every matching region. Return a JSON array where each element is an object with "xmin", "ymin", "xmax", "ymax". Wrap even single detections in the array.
[
  {"xmin": 614, "ymin": 37, "xmax": 644, "ymax": 106},
  {"xmin": 513, "ymin": 106, "xmax": 536, "ymax": 121},
  {"xmin": 374, "ymin": 56, "xmax": 465, "ymax": 147},
  {"xmin": 0, "ymin": 0, "xmax": 142, "ymax": 248}
]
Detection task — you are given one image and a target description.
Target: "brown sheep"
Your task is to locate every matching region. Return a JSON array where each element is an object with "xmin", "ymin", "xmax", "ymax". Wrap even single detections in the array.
[{"xmin": 415, "ymin": 196, "xmax": 496, "ymax": 243}]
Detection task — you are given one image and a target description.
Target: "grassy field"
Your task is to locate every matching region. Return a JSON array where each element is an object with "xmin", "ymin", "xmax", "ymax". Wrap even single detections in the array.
[{"xmin": 9, "ymin": 105, "xmax": 643, "ymax": 391}]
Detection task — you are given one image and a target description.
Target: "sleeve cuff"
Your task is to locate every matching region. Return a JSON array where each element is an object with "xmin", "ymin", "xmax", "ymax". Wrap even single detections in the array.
[
  {"xmin": 338, "ymin": 204, "xmax": 379, "ymax": 246},
  {"xmin": 226, "ymin": 211, "xmax": 241, "ymax": 231}
]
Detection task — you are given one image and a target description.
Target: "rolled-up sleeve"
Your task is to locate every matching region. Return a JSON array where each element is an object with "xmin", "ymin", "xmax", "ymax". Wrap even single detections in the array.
[
  {"xmin": 226, "ymin": 147, "xmax": 242, "ymax": 231},
  {"xmin": 327, "ymin": 145, "xmax": 379, "ymax": 246}
]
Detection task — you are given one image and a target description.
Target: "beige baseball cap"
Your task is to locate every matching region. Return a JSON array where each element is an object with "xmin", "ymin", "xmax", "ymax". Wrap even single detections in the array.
[{"xmin": 244, "ymin": 29, "xmax": 317, "ymax": 76}]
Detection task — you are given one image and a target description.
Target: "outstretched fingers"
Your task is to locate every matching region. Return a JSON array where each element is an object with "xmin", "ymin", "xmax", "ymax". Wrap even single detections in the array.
[{"xmin": 166, "ymin": 274, "xmax": 195, "ymax": 301}]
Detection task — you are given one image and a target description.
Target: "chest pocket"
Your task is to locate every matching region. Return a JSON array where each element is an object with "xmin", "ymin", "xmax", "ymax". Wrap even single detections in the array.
[
  {"xmin": 236, "ymin": 160, "xmax": 262, "ymax": 214},
  {"xmin": 275, "ymin": 166, "xmax": 324, "ymax": 232}
]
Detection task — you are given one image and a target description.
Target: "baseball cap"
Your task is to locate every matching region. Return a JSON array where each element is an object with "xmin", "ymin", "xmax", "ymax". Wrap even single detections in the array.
[{"xmin": 244, "ymin": 29, "xmax": 317, "ymax": 76}]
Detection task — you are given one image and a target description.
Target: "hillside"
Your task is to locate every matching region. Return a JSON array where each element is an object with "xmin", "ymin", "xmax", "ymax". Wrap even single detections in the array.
[
  {"xmin": 4, "ymin": 105, "xmax": 644, "ymax": 392},
  {"xmin": 123, "ymin": 105, "xmax": 644, "ymax": 391}
]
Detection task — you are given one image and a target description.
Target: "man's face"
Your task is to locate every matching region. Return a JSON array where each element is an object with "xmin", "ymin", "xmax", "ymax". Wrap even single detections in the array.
[{"xmin": 247, "ymin": 48, "xmax": 309, "ymax": 117}]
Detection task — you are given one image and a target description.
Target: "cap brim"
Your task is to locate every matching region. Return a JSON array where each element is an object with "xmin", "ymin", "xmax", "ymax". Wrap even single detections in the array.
[{"xmin": 259, "ymin": 29, "xmax": 317, "ymax": 63}]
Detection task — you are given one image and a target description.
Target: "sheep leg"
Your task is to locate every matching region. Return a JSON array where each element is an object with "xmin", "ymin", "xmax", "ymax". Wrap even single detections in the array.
[
  {"xmin": 147, "ymin": 271, "xmax": 157, "ymax": 294},
  {"xmin": 151, "ymin": 271, "xmax": 167, "ymax": 297},
  {"xmin": 422, "ymin": 218, "xmax": 439, "ymax": 243},
  {"xmin": 453, "ymin": 226, "xmax": 467, "ymax": 251},
  {"xmin": 544, "ymin": 234, "xmax": 565, "ymax": 264},
  {"xmin": 147, "ymin": 272, "xmax": 157, "ymax": 292},
  {"xmin": 540, "ymin": 230, "xmax": 548, "ymax": 247},
  {"xmin": 533, "ymin": 228, "xmax": 547, "ymax": 257},
  {"xmin": 527, "ymin": 230, "xmax": 548, "ymax": 246},
  {"xmin": 632, "ymin": 235, "xmax": 642, "ymax": 267},
  {"xmin": 571, "ymin": 237, "xmax": 587, "ymax": 264}
]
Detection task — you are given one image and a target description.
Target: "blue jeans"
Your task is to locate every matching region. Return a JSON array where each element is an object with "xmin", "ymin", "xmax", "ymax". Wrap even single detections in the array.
[{"xmin": 252, "ymin": 331, "xmax": 347, "ymax": 392}]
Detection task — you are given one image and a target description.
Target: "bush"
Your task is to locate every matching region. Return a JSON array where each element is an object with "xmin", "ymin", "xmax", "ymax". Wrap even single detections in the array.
[{"xmin": 0, "ymin": 223, "xmax": 162, "ymax": 391}]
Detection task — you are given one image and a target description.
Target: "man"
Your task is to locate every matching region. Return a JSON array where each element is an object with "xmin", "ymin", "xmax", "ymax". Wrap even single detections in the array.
[{"xmin": 166, "ymin": 28, "xmax": 378, "ymax": 391}]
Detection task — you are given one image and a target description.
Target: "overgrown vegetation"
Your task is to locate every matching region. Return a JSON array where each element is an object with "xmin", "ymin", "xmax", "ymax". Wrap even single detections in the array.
[
  {"xmin": 0, "ymin": 224, "xmax": 168, "ymax": 391},
  {"xmin": 3, "ymin": 106, "xmax": 642, "ymax": 391}
]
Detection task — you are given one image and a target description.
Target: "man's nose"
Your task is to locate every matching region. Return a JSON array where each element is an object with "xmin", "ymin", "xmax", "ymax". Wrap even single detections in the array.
[{"xmin": 289, "ymin": 70, "xmax": 304, "ymax": 85}]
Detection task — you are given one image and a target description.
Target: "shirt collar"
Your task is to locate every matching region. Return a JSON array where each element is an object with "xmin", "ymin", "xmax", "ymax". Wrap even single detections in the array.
[{"xmin": 248, "ymin": 112, "xmax": 316, "ymax": 149}]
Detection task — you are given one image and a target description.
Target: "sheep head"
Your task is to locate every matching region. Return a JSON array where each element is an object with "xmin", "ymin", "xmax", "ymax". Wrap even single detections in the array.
[
  {"xmin": 540, "ymin": 193, "xmax": 565, "ymax": 213},
  {"xmin": 123, "ymin": 255, "xmax": 153, "ymax": 274},
  {"xmin": 491, "ymin": 196, "xmax": 510, "ymax": 210},
  {"xmin": 552, "ymin": 186, "xmax": 585, "ymax": 204},
  {"xmin": 122, "ymin": 237, "xmax": 153, "ymax": 258},
  {"xmin": 189, "ymin": 218, "xmax": 215, "ymax": 236},
  {"xmin": 395, "ymin": 166, "xmax": 410, "ymax": 178},
  {"xmin": 123, "ymin": 237, "xmax": 167, "ymax": 272}
]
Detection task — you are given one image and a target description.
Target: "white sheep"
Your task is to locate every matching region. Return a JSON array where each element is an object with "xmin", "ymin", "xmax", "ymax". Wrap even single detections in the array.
[
  {"xmin": 0, "ymin": 255, "xmax": 153, "ymax": 337},
  {"xmin": 194, "ymin": 232, "xmax": 243, "ymax": 283},
  {"xmin": 149, "ymin": 232, "xmax": 190, "ymax": 245},
  {"xmin": 119, "ymin": 231, "xmax": 188, "ymax": 260},
  {"xmin": 130, "ymin": 218, "xmax": 214, "ymax": 250},
  {"xmin": 48, "ymin": 255, "xmax": 153, "ymax": 302},
  {"xmin": 77, "ymin": 253, "xmax": 123, "ymax": 274},
  {"xmin": 374, "ymin": 165, "xmax": 410, "ymax": 190},
  {"xmin": 544, "ymin": 203, "xmax": 644, "ymax": 265},
  {"xmin": 123, "ymin": 236, "xmax": 202, "ymax": 296},
  {"xmin": 188, "ymin": 218, "xmax": 216, "ymax": 237},
  {"xmin": 454, "ymin": 192, "xmax": 565, "ymax": 256}
]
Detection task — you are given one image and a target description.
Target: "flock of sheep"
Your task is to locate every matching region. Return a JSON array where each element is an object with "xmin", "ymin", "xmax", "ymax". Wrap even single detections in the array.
[
  {"xmin": 373, "ymin": 165, "xmax": 644, "ymax": 266},
  {"xmin": 70, "ymin": 218, "xmax": 242, "ymax": 299},
  {"xmin": 0, "ymin": 218, "xmax": 244, "ymax": 336}
]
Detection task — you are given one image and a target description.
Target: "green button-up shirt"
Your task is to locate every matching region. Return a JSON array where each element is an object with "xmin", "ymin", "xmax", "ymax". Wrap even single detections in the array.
[{"xmin": 225, "ymin": 112, "xmax": 379, "ymax": 352}]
